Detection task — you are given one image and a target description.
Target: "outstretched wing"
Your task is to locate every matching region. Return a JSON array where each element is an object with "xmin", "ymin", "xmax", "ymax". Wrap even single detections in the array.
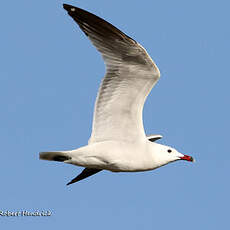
[{"xmin": 63, "ymin": 4, "xmax": 160, "ymax": 143}]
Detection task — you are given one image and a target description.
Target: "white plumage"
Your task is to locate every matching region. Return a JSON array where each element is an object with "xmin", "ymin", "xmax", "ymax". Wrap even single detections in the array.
[{"xmin": 39, "ymin": 4, "xmax": 194, "ymax": 185}]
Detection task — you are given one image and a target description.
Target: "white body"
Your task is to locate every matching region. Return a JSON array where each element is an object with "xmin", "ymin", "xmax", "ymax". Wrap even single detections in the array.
[
  {"xmin": 41, "ymin": 139, "xmax": 184, "ymax": 173},
  {"xmin": 40, "ymin": 5, "xmax": 193, "ymax": 184},
  {"xmin": 66, "ymin": 140, "xmax": 167, "ymax": 172}
]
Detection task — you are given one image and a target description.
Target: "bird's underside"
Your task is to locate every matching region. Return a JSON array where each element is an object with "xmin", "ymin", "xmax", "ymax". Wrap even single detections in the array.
[{"xmin": 66, "ymin": 135, "xmax": 162, "ymax": 185}]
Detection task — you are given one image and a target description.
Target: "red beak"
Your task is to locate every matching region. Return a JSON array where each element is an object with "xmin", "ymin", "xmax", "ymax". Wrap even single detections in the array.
[{"xmin": 180, "ymin": 155, "xmax": 194, "ymax": 162}]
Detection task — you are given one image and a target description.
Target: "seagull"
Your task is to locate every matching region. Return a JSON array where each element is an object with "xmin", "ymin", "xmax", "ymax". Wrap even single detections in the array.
[{"xmin": 40, "ymin": 4, "xmax": 194, "ymax": 185}]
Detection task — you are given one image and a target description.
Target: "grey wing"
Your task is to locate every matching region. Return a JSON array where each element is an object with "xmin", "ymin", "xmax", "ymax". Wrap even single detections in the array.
[{"xmin": 63, "ymin": 4, "xmax": 160, "ymax": 143}]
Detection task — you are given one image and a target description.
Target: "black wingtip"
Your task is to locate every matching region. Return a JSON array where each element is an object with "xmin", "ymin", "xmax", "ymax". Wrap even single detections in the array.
[
  {"xmin": 66, "ymin": 177, "xmax": 80, "ymax": 186},
  {"xmin": 66, "ymin": 168, "xmax": 102, "ymax": 186},
  {"xmin": 63, "ymin": 4, "xmax": 74, "ymax": 13},
  {"xmin": 63, "ymin": 3, "xmax": 71, "ymax": 10},
  {"xmin": 63, "ymin": 4, "xmax": 87, "ymax": 19},
  {"xmin": 66, "ymin": 181, "xmax": 73, "ymax": 186},
  {"xmin": 63, "ymin": 3, "xmax": 80, "ymax": 13}
]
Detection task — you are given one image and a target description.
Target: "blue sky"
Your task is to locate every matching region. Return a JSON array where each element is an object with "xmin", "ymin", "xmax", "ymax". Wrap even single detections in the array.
[{"xmin": 1, "ymin": 0, "xmax": 229, "ymax": 229}]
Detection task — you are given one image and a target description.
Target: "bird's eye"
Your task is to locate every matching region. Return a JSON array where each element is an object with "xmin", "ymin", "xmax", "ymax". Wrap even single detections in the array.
[{"xmin": 167, "ymin": 149, "xmax": 172, "ymax": 153}]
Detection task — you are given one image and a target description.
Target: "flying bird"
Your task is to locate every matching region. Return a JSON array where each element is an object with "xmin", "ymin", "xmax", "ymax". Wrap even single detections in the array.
[{"xmin": 40, "ymin": 4, "xmax": 194, "ymax": 185}]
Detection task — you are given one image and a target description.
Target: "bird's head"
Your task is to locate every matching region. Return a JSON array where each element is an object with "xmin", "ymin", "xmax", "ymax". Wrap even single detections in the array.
[{"xmin": 152, "ymin": 143, "xmax": 195, "ymax": 167}]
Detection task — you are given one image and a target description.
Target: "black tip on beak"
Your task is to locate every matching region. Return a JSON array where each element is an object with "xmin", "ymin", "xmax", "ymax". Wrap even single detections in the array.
[{"xmin": 180, "ymin": 155, "xmax": 195, "ymax": 162}]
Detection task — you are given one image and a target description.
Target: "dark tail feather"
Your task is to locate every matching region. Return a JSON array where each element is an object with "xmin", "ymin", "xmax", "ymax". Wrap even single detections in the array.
[
  {"xmin": 39, "ymin": 151, "xmax": 71, "ymax": 162},
  {"xmin": 67, "ymin": 168, "xmax": 102, "ymax": 185}
]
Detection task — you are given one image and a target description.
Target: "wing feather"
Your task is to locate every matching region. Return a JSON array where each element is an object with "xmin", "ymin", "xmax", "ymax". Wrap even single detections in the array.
[{"xmin": 63, "ymin": 4, "xmax": 160, "ymax": 143}]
